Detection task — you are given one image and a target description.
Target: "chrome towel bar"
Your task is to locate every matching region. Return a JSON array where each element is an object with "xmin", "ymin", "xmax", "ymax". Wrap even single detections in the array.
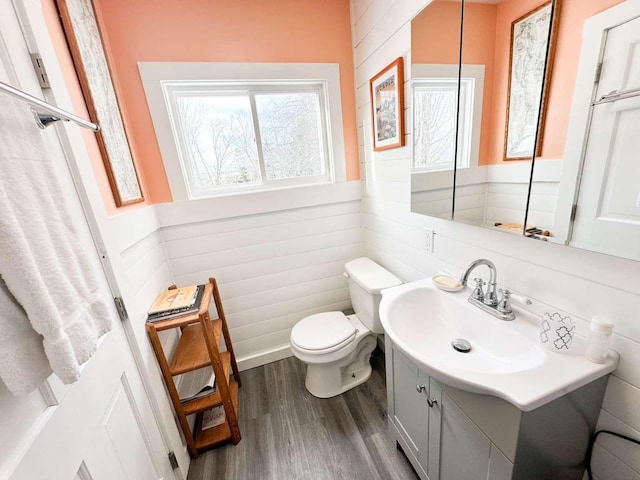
[
  {"xmin": 0, "ymin": 80, "xmax": 99, "ymax": 131},
  {"xmin": 592, "ymin": 87, "xmax": 640, "ymax": 106}
]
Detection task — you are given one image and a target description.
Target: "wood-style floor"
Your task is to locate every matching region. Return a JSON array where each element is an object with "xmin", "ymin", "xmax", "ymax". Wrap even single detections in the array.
[{"xmin": 187, "ymin": 349, "xmax": 419, "ymax": 480}]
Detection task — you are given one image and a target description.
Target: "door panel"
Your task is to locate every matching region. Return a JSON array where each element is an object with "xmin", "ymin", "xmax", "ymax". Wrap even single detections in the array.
[
  {"xmin": 392, "ymin": 348, "xmax": 428, "ymax": 459},
  {"xmin": 0, "ymin": 2, "xmax": 174, "ymax": 479},
  {"xmin": 427, "ymin": 378, "xmax": 442, "ymax": 480},
  {"xmin": 570, "ymin": 15, "xmax": 640, "ymax": 259},
  {"xmin": 83, "ymin": 377, "xmax": 160, "ymax": 480}
]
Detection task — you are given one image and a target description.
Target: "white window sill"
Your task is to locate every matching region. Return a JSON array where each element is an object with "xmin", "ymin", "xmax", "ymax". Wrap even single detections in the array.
[{"xmin": 155, "ymin": 181, "xmax": 362, "ymax": 226}]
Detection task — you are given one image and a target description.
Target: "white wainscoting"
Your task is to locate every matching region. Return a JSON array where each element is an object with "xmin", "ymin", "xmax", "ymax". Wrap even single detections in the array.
[
  {"xmin": 409, "ymin": 162, "xmax": 561, "ymax": 231},
  {"xmin": 158, "ymin": 183, "xmax": 363, "ymax": 370},
  {"xmin": 109, "ymin": 207, "xmax": 186, "ymax": 461},
  {"xmin": 352, "ymin": 1, "xmax": 640, "ymax": 479},
  {"xmin": 485, "ymin": 161, "xmax": 561, "ymax": 233}
]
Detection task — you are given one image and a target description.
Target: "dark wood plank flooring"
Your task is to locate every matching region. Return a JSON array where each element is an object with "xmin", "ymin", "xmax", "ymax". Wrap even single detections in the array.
[{"xmin": 187, "ymin": 349, "xmax": 419, "ymax": 480}]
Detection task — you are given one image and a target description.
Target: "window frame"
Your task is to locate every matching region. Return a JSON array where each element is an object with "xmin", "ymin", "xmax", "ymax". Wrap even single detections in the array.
[
  {"xmin": 164, "ymin": 81, "xmax": 332, "ymax": 198},
  {"xmin": 411, "ymin": 64, "xmax": 485, "ymax": 173},
  {"xmin": 412, "ymin": 77, "xmax": 462, "ymax": 172},
  {"xmin": 139, "ymin": 62, "xmax": 346, "ymax": 201}
]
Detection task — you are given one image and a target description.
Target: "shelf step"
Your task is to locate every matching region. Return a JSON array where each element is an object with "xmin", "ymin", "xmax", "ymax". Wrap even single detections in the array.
[
  {"xmin": 181, "ymin": 352, "xmax": 232, "ymax": 416},
  {"xmin": 170, "ymin": 321, "xmax": 222, "ymax": 375},
  {"xmin": 194, "ymin": 380, "xmax": 239, "ymax": 451}
]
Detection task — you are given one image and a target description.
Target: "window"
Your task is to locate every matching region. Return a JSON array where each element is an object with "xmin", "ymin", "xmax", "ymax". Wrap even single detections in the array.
[
  {"xmin": 411, "ymin": 64, "xmax": 484, "ymax": 173},
  {"xmin": 164, "ymin": 81, "xmax": 331, "ymax": 198},
  {"xmin": 412, "ymin": 77, "xmax": 475, "ymax": 172},
  {"xmin": 140, "ymin": 62, "xmax": 346, "ymax": 201}
]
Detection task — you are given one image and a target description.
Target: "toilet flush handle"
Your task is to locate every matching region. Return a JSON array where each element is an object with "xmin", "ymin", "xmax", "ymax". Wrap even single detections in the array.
[{"xmin": 343, "ymin": 272, "xmax": 350, "ymax": 278}]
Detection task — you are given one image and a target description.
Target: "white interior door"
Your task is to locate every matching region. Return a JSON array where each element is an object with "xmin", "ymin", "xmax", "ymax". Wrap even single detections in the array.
[
  {"xmin": 0, "ymin": 3, "xmax": 176, "ymax": 479},
  {"xmin": 570, "ymin": 13, "xmax": 640, "ymax": 260}
]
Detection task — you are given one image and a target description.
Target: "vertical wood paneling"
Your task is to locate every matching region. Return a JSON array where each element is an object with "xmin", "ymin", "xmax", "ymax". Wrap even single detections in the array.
[{"xmin": 352, "ymin": 2, "xmax": 640, "ymax": 478}]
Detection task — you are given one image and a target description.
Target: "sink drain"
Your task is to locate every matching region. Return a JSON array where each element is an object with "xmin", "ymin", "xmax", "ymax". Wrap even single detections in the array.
[{"xmin": 452, "ymin": 338, "xmax": 472, "ymax": 353}]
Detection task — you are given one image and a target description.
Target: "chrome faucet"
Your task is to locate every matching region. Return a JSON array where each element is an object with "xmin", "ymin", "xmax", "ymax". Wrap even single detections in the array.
[{"xmin": 459, "ymin": 259, "xmax": 515, "ymax": 321}]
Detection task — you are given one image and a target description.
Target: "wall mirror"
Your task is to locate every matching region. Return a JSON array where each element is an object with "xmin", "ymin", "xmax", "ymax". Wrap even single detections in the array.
[
  {"xmin": 410, "ymin": 0, "xmax": 557, "ymax": 226},
  {"xmin": 451, "ymin": 0, "xmax": 558, "ymax": 233},
  {"xmin": 409, "ymin": 0, "xmax": 463, "ymax": 219},
  {"xmin": 410, "ymin": 0, "xmax": 640, "ymax": 262}
]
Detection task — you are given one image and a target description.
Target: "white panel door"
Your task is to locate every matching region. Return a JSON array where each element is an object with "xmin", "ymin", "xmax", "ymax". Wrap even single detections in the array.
[
  {"xmin": 0, "ymin": 3, "xmax": 175, "ymax": 480},
  {"xmin": 570, "ymin": 14, "xmax": 640, "ymax": 260}
]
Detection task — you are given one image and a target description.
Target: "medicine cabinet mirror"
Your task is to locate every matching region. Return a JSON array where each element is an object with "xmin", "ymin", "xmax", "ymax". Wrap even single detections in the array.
[
  {"xmin": 409, "ymin": 0, "xmax": 462, "ymax": 220},
  {"xmin": 410, "ymin": 0, "xmax": 640, "ymax": 262}
]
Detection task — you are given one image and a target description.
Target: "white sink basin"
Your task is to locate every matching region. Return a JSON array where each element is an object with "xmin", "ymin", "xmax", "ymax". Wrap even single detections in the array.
[{"xmin": 379, "ymin": 278, "xmax": 619, "ymax": 411}]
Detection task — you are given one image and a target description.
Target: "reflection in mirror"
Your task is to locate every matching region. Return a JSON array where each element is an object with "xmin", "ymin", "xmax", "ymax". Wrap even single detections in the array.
[
  {"xmin": 528, "ymin": 0, "xmax": 639, "ymax": 260},
  {"xmin": 504, "ymin": 2, "xmax": 556, "ymax": 161},
  {"xmin": 410, "ymin": 0, "xmax": 462, "ymax": 219},
  {"xmin": 451, "ymin": 0, "xmax": 558, "ymax": 232},
  {"xmin": 409, "ymin": 0, "xmax": 639, "ymax": 262}
]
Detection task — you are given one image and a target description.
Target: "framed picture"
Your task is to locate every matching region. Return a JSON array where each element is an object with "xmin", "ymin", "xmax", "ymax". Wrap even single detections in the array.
[
  {"xmin": 56, "ymin": 0, "xmax": 144, "ymax": 206},
  {"xmin": 504, "ymin": 1, "xmax": 560, "ymax": 161},
  {"xmin": 370, "ymin": 57, "xmax": 405, "ymax": 151}
]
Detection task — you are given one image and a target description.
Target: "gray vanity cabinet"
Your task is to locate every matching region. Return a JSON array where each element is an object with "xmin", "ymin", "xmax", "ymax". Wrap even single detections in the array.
[
  {"xmin": 439, "ymin": 389, "xmax": 493, "ymax": 480},
  {"xmin": 386, "ymin": 338, "xmax": 608, "ymax": 480},
  {"xmin": 389, "ymin": 346, "xmax": 434, "ymax": 477},
  {"xmin": 387, "ymin": 341, "xmax": 508, "ymax": 480}
]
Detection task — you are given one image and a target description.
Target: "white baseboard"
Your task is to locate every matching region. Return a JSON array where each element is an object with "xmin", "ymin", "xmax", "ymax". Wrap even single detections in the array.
[
  {"xmin": 236, "ymin": 344, "xmax": 293, "ymax": 372},
  {"xmin": 236, "ymin": 337, "xmax": 385, "ymax": 373}
]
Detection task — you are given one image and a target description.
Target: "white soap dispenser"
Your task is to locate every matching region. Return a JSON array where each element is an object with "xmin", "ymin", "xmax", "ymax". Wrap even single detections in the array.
[{"xmin": 585, "ymin": 316, "xmax": 614, "ymax": 364}]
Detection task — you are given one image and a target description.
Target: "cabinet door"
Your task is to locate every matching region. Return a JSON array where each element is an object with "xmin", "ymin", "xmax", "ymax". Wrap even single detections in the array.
[
  {"xmin": 391, "ymin": 348, "xmax": 429, "ymax": 461},
  {"xmin": 487, "ymin": 444, "xmax": 515, "ymax": 480},
  {"xmin": 428, "ymin": 379, "xmax": 442, "ymax": 480},
  {"xmin": 439, "ymin": 390, "xmax": 492, "ymax": 480}
]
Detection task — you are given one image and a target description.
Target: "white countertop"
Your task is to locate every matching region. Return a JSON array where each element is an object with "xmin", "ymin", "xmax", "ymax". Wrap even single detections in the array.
[{"xmin": 380, "ymin": 278, "xmax": 619, "ymax": 412}]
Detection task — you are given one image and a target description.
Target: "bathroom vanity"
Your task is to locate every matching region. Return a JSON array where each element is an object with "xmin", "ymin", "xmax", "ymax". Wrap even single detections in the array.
[
  {"xmin": 387, "ymin": 339, "xmax": 608, "ymax": 480},
  {"xmin": 380, "ymin": 278, "xmax": 618, "ymax": 480}
]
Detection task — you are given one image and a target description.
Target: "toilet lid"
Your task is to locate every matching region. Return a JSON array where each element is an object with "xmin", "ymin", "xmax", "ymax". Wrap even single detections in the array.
[{"xmin": 291, "ymin": 312, "xmax": 357, "ymax": 351}]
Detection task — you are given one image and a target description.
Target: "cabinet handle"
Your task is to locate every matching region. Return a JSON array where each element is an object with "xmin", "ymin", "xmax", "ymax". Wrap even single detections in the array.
[{"xmin": 416, "ymin": 384, "xmax": 437, "ymax": 407}]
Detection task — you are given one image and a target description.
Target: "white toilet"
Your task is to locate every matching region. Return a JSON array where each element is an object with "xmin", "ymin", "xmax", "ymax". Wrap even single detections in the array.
[{"xmin": 290, "ymin": 257, "xmax": 401, "ymax": 398}]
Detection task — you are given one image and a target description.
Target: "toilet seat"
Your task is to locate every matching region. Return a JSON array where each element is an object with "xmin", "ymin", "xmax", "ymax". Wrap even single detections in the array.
[{"xmin": 290, "ymin": 312, "xmax": 357, "ymax": 354}]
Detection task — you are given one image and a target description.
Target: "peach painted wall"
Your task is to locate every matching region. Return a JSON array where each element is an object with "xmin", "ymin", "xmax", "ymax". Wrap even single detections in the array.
[
  {"xmin": 542, "ymin": 0, "xmax": 624, "ymax": 160},
  {"xmin": 412, "ymin": 1, "xmax": 462, "ymax": 64},
  {"xmin": 459, "ymin": 3, "xmax": 497, "ymax": 169},
  {"xmin": 412, "ymin": 1, "xmax": 497, "ymax": 168},
  {"xmin": 42, "ymin": 0, "xmax": 150, "ymax": 215},
  {"xmin": 92, "ymin": 0, "xmax": 358, "ymax": 204}
]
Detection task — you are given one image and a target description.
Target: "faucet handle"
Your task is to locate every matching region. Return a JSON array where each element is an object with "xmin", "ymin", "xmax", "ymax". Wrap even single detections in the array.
[
  {"xmin": 496, "ymin": 289, "xmax": 513, "ymax": 314},
  {"xmin": 472, "ymin": 278, "xmax": 485, "ymax": 300}
]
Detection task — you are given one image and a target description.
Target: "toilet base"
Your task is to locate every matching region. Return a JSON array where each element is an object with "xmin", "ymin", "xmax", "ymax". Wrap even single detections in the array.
[{"xmin": 303, "ymin": 334, "xmax": 377, "ymax": 398}]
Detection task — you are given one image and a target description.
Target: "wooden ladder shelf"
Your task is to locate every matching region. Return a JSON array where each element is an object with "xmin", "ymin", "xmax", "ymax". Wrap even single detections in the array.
[{"xmin": 146, "ymin": 278, "xmax": 241, "ymax": 458}]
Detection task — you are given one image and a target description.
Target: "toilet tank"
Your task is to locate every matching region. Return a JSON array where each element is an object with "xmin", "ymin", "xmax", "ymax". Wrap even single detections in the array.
[{"xmin": 344, "ymin": 258, "xmax": 402, "ymax": 334}]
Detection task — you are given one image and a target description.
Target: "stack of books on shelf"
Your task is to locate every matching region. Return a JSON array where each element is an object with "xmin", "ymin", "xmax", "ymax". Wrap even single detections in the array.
[{"xmin": 147, "ymin": 284, "xmax": 205, "ymax": 322}]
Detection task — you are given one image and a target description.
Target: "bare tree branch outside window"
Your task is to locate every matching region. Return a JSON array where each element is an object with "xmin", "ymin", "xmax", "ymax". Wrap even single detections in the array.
[{"xmin": 172, "ymin": 86, "xmax": 327, "ymax": 195}]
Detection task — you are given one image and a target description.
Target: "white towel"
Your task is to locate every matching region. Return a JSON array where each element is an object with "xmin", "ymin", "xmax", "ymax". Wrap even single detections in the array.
[
  {"xmin": 0, "ymin": 278, "xmax": 51, "ymax": 395},
  {"xmin": 0, "ymin": 95, "xmax": 113, "ymax": 395}
]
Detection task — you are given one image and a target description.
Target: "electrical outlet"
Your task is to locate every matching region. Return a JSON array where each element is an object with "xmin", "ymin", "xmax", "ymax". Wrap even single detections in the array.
[{"xmin": 423, "ymin": 227, "xmax": 434, "ymax": 253}]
